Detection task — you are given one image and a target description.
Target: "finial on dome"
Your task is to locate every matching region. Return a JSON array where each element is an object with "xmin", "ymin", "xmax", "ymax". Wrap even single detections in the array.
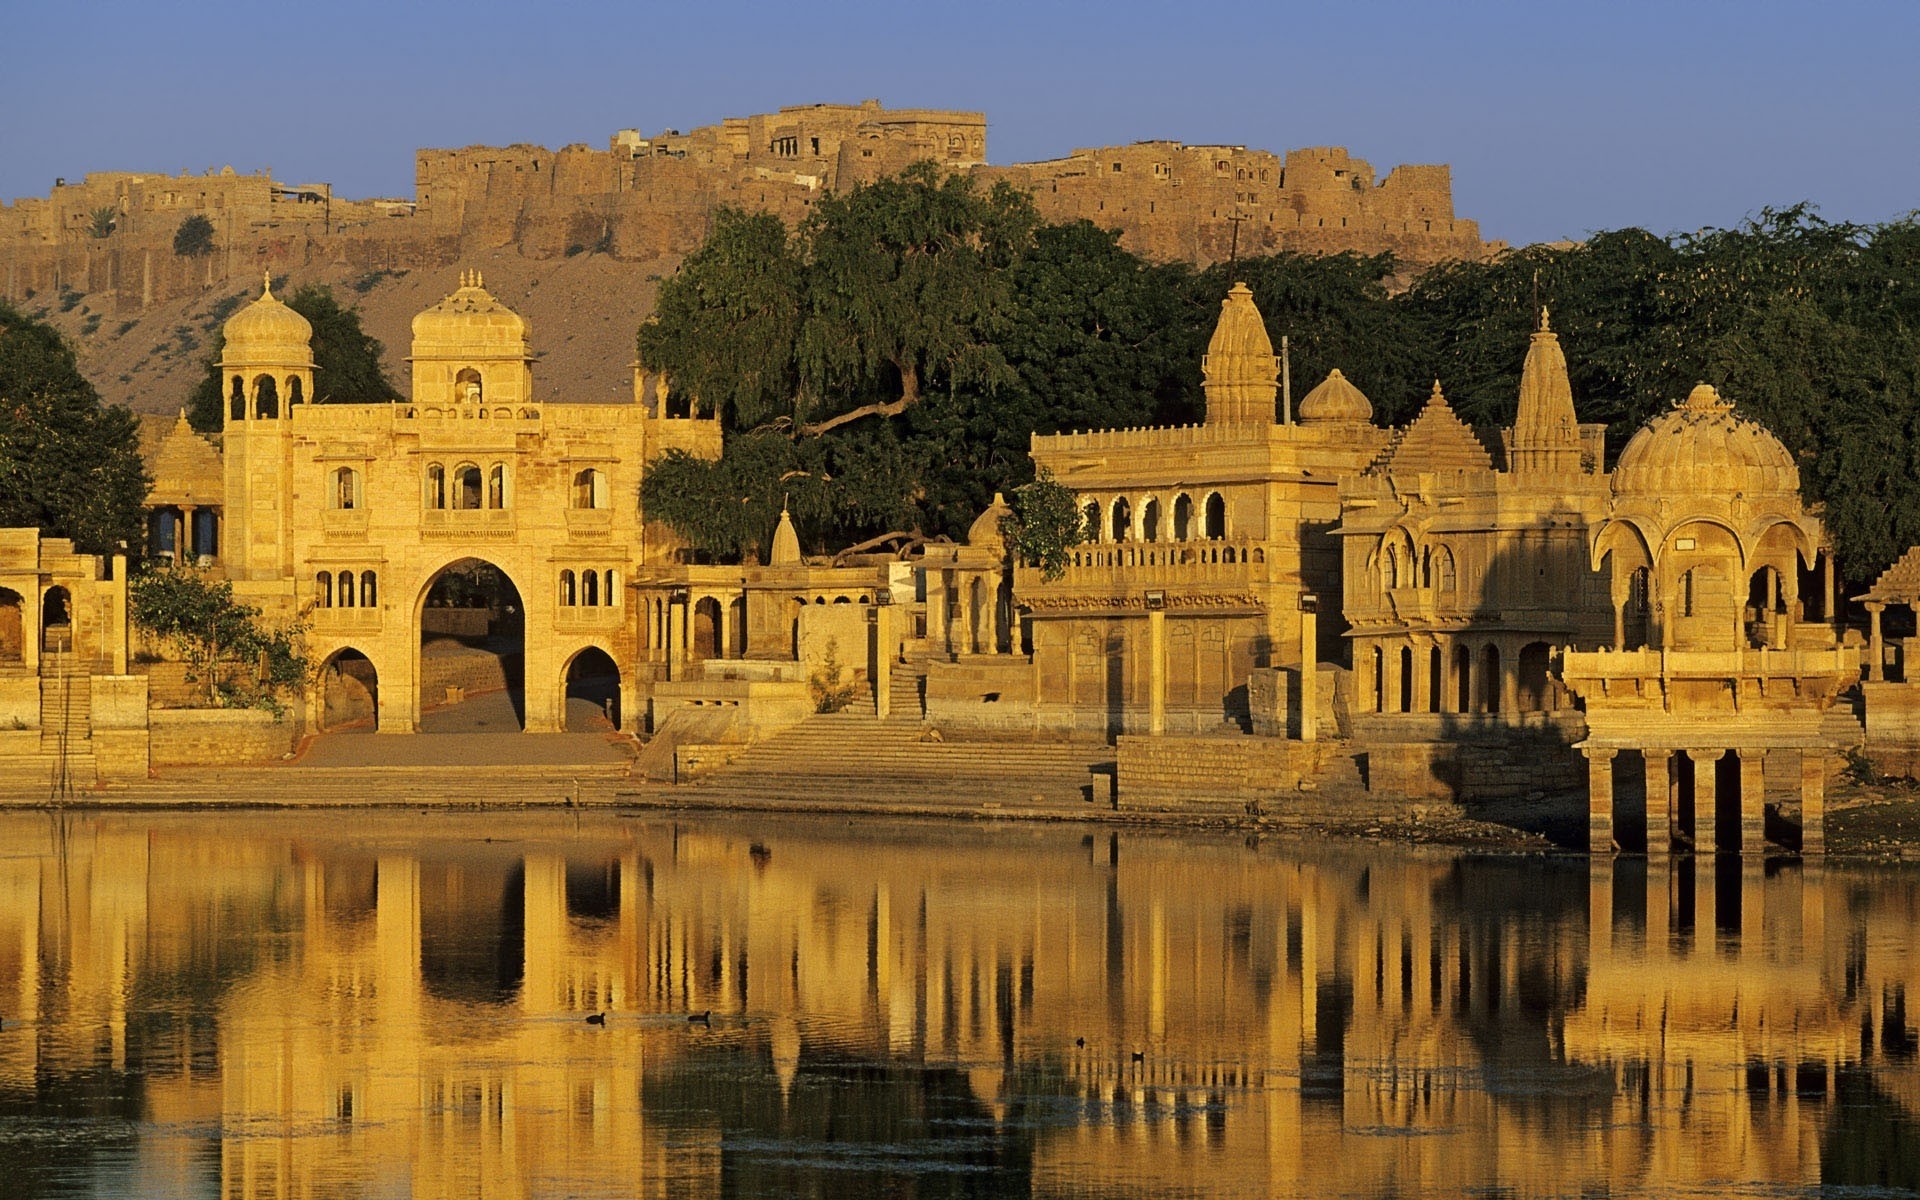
[
  {"xmin": 262, "ymin": 269, "xmax": 273, "ymax": 298},
  {"xmin": 1682, "ymin": 382, "xmax": 1731, "ymax": 413},
  {"xmin": 1538, "ymin": 306, "xmax": 1551, "ymax": 333}
]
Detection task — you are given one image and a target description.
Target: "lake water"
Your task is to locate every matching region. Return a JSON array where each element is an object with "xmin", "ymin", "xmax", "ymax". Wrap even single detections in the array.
[{"xmin": 1, "ymin": 810, "xmax": 1916, "ymax": 1199}]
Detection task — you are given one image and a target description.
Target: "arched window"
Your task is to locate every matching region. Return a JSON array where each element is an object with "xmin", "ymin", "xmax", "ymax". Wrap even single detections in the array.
[
  {"xmin": 287, "ymin": 376, "xmax": 304, "ymax": 405},
  {"xmin": 338, "ymin": 572, "xmax": 355, "ymax": 608},
  {"xmin": 583, "ymin": 569, "xmax": 600, "ymax": 607},
  {"xmin": 316, "ymin": 572, "xmax": 332, "ymax": 609},
  {"xmin": 330, "ymin": 467, "xmax": 360, "ymax": 510},
  {"xmin": 360, "ymin": 571, "xmax": 377, "ymax": 609},
  {"xmin": 456, "ymin": 367, "xmax": 483, "ymax": 405},
  {"xmin": 425, "ymin": 464, "xmax": 446, "ymax": 510},
  {"xmin": 229, "ymin": 375, "xmax": 245, "ymax": 421},
  {"xmin": 1083, "ymin": 502, "xmax": 1102, "ymax": 543},
  {"xmin": 252, "ymin": 374, "xmax": 279, "ymax": 419},
  {"xmin": 1173, "ymin": 494, "xmax": 1193, "ymax": 541},
  {"xmin": 488, "ymin": 464, "xmax": 508, "ymax": 509},
  {"xmin": 572, "ymin": 468, "xmax": 607, "ymax": 510},
  {"xmin": 1140, "ymin": 498, "xmax": 1161, "ymax": 542},
  {"xmin": 1204, "ymin": 492, "xmax": 1227, "ymax": 539},
  {"xmin": 1383, "ymin": 543, "xmax": 1399, "ymax": 591},
  {"xmin": 454, "ymin": 465, "xmax": 483, "ymax": 510},
  {"xmin": 560, "ymin": 570, "xmax": 577, "ymax": 607},
  {"xmin": 604, "ymin": 570, "xmax": 618, "ymax": 607},
  {"xmin": 1111, "ymin": 497, "xmax": 1132, "ymax": 543},
  {"xmin": 1435, "ymin": 546, "xmax": 1457, "ymax": 593}
]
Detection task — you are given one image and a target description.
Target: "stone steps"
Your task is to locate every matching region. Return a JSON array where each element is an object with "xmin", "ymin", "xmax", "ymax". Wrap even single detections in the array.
[
  {"xmin": 40, "ymin": 762, "xmax": 634, "ymax": 806},
  {"xmin": 39, "ymin": 669, "xmax": 91, "ymax": 749},
  {"xmin": 681, "ymin": 711, "xmax": 1113, "ymax": 807},
  {"xmin": 1822, "ymin": 687, "xmax": 1865, "ymax": 749}
]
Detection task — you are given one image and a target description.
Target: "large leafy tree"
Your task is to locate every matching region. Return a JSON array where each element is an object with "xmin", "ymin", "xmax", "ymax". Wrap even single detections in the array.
[
  {"xmin": 187, "ymin": 284, "xmax": 401, "ymax": 431},
  {"xmin": 0, "ymin": 301, "xmax": 149, "ymax": 556},
  {"xmin": 130, "ymin": 565, "xmax": 306, "ymax": 710}
]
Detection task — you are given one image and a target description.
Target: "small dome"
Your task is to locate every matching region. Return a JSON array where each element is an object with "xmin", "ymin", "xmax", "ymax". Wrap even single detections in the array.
[
  {"xmin": 1612, "ymin": 384, "xmax": 1799, "ymax": 499},
  {"xmin": 221, "ymin": 274, "xmax": 312, "ymax": 364},
  {"xmin": 767, "ymin": 506, "xmax": 802, "ymax": 567},
  {"xmin": 1296, "ymin": 368, "xmax": 1372, "ymax": 423},
  {"xmin": 411, "ymin": 269, "xmax": 531, "ymax": 359},
  {"xmin": 968, "ymin": 492, "xmax": 1013, "ymax": 552}
]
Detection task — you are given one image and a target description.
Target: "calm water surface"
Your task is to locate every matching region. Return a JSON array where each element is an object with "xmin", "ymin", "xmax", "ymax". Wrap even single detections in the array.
[{"xmin": 0, "ymin": 810, "xmax": 1916, "ymax": 1199}]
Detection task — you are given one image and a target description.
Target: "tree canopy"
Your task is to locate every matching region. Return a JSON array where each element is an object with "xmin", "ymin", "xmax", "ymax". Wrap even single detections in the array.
[
  {"xmin": 130, "ymin": 565, "xmax": 306, "ymax": 710},
  {"xmin": 188, "ymin": 283, "xmax": 401, "ymax": 431},
  {"xmin": 173, "ymin": 214, "xmax": 214, "ymax": 257},
  {"xmin": 0, "ymin": 301, "xmax": 149, "ymax": 556},
  {"xmin": 638, "ymin": 171, "xmax": 1920, "ymax": 590}
]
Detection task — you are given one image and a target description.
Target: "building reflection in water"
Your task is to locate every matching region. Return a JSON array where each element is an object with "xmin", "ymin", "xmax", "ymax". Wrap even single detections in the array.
[{"xmin": 0, "ymin": 812, "xmax": 1916, "ymax": 1198}]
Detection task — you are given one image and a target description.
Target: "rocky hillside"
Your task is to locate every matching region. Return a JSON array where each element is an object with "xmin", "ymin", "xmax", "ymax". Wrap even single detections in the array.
[{"xmin": 19, "ymin": 250, "xmax": 676, "ymax": 416}]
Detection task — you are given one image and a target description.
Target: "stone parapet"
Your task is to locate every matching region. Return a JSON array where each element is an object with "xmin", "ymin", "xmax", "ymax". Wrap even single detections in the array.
[
  {"xmin": 1115, "ymin": 734, "xmax": 1321, "ymax": 810},
  {"xmin": 149, "ymin": 708, "xmax": 295, "ymax": 767}
]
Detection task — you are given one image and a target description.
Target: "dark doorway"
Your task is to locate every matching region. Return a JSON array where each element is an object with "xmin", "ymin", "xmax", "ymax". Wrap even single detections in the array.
[
  {"xmin": 564, "ymin": 647, "xmax": 621, "ymax": 732},
  {"xmin": 419, "ymin": 558, "xmax": 525, "ymax": 731}
]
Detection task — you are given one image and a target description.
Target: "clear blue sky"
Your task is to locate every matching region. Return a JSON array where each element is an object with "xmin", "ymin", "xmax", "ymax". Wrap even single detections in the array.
[{"xmin": 3, "ymin": 0, "xmax": 1915, "ymax": 247}]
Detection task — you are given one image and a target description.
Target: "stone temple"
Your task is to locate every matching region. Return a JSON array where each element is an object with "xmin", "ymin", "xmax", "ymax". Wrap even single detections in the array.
[{"xmin": 10, "ymin": 270, "xmax": 1918, "ymax": 858}]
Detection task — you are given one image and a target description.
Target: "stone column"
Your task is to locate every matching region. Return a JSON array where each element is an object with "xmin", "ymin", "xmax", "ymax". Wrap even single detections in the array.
[
  {"xmin": 957, "ymin": 572, "xmax": 976, "ymax": 656},
  {"xmin": 666, "ymin": 598, "xmax": 685, "ymax": 681},
  {"xmin": 1299, "ymin": 603, "xmax": 1318, "ymax": 742},
  {"xmin": 1781, "ymin": 569, "xmax": 1799, "ymax": 642},
  {"xmin": 1500, "ymin": 649, "xmax": 1519, "ymax": 716},
  {"xmin": 1687, "ymin": 749, "xmax": 1723, "ymax": 855},
  {"xmin": 1384, "ymin": 644, "xmax": 1403, "ymax": 714},
  {"xmin": 1147, "ymin": 607, "xmax": 1166, "ymax": 736},
  {"xmin": 1643, "ymin": 748, "xmax": 1673, "ymax": 856},
  {"xmin": 873, "ymin": 603, "xmax": 894, "ymax": 722},
  {"xmin": 1800, "ymin": 748, "xmax": 1825, "ymax": 855},
  {"xmin": 1823, "ymin": 553, "xmax": 1837, "ymax": 627},
  {"xmin": 180, "ymin": 504, "xmax": 198, "ymax": 559},
  {"xmin": 927, "ymin": 568, "xmax": 949, "ymax": 659},
  {"xmin": 1585, "ymin": 747, "xmax": 1617, "ymax": 855},
  {"xmin": 1739, "ymin": 751, "xmax": 1766, "ymax": 856},
  {"xmin": 1868, "ymin": 602, "xmax": 1884, "ymax": 682},
  {"xmin": 1411, "ymin": 642, "xmax": 1431, "ymax": 713}
]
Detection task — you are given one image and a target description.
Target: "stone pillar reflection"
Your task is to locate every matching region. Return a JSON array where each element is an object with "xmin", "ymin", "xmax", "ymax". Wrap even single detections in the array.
[
  {"xmin": 1645, "ymin": 854, "xmax": 1671, "ymax": 955},
  {"xmin": 1688, "ymin": 749, "xmax": 1723, "ymax": 856},
  {"xmin": 1589, "ymin": 858, "xmax": 1614, "ymax": 956},
  {"xmin": 1644, "ymin": 748, "xmax": 1673, "ymax": 856},
  {"xmin": 1585, "ymin": 748, "xmax": 1617, "ymax": 855}
]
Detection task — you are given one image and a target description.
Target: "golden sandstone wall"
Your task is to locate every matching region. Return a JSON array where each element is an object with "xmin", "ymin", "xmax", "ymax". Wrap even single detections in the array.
[{"xmin": 0, "ymin": 101, "xmax": 1491, "ymax": 316}]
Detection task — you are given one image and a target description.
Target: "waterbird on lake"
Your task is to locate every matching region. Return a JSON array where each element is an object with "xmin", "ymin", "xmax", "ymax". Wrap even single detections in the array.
[
  {"xmin": 689, "ymin": 1009, "xmax": 712, "ymax": 1026},
  {"xmin": 1075, "ymin": 1037, "xmax": 1086, "ymax": 1049},
  {"xmin": 585, "ymin": 1012, "xmax": 606, "ymax": 1025}
]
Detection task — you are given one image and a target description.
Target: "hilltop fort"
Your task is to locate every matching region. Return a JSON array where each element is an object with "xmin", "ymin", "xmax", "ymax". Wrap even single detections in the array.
[{"xmin": 0, "ymin": 100, "xmax": 1493, "ymax": 319}]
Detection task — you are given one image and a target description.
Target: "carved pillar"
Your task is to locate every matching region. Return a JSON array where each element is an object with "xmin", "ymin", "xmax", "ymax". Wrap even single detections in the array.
[
  {"xmin": 1739, "ymin": 751, "xmax": 1766, "ymax": 856},
  {"xmin": 1500, "ymin": 646, "xmax": 1519, "ymax": 716},
  {"xmin": 1383, "ymin": 643, "xmax": 1403, "ymax": 715},
  {"xmin": 1868, "ymin": 602, "xmax": 1884, "ymax": 682},
  {"xmin": 1585, "ymin": 747, "xmax": 1617, "ymax": 855},
  {"xmin": 1147, "ymin": 608, "xmax": 1166, "ymax": 736},
  {"xmin": 1823, "ymin": 553, "xmax": 1836, "ymax": 628},
  {"xmin": 1687, "ymin": 749, "xmax": 1724, "ymax": 855},
  {"xmin": 872, "ymin": 604, "xmax": 893, "ymax": 720},
  {"xmin": 1643, "ymin": 748, "xmax": 1673, "ymax": 856},
  {"xmin": 1781, "ymin": 568, "xmax": 1799, "ymax": 642},
  {"xmin": 1800, "ymin": 747, "xmax": 1826, "ymax": 855},
  {"xmin": 1299, "ymin": 604, "xmax": 1318, "ymax": 742},
  {"xmin": 666, "ymin": 598, "xmax": 685, "ymax": 681},
  {"xmin": 1410, "ymin": 641, "xmax": 1431, "ymax": 713},
  {"xmin": 180, "ymin": 503, "xmax": 198, "ymax": 559}
]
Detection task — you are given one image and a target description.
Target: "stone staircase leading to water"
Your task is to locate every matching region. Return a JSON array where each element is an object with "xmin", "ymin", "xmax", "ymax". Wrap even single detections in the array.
[
  {"xmin": 1822, "ymin": 685, "xmax": 1866, "ymax": 752},
  {"xmin": 672, "ymin": 710, "xmax": 1114, "ymax": 813}
]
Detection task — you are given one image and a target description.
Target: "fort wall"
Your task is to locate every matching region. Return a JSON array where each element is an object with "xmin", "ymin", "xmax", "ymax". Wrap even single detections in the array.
[{"xmin": 0, "ymin": 101, "xmax": 1492, "ymax": 317}]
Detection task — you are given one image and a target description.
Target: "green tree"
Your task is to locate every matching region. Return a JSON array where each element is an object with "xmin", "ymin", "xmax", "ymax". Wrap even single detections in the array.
[
  {"xmin": 1002, "ymin": 469, "xmax": 1086, "ymax": 581},
  {"xmin": 130, "ymin": 565, "xmax": 307, "ymax": 710},
  {"xmin": 187, "ymin": 284, "xmax": 401, "ymax": 431},
  {"xmin": 0, "ymin": 301, "xmax": 149, "ymax": 556},
  {"xmin": 173, "ymin": 214, "xmax": 215, "ymax": 257}
]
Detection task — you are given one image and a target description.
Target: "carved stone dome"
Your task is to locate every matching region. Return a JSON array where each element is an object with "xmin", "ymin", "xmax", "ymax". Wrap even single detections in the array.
[
  {"xmin": 968, "ymin": 492, "xmax": 1013, "ymax": 553},
  {"xmin": 1296, "ymin": 368, "xmax": 1373, "ymax": 424},
  {"xmin": 221, "ymin": 275, "xmax": 312, "ymax": 364},
  {"xmin": 1612, "ymin": 384, "xmax": 1800, "ymax": 499},
  {"xmin": 411, "ymin": 270, "xmax": 531, "ymax": 359}
]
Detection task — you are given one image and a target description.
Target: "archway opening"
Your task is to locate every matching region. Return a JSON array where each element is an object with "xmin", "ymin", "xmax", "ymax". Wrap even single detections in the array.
[
  {"xmin": 419, "ymin": 558, "xmax": 525, "ymax": 732},
  {"xmin": 1398, "ymin": 645, "xmax": 1413, "ymax": 713},
  {"xmin": 1428, "ymin": 646, "xmax": 1442, "ymax": 713},
  {"xmin": 1480, "ymin": 644, "xmax": 1500, "ymax": 714},
  {"xmin": 0, "ymin": 587, "xmax": 22, "ymax": 663},
  {"xmin": 1518, "ymin": 642, "xmax": 1552, "ymax": 712},
  {"xmin": 1453, "ymin": 643, "xmax": 1471, "ymax": 713},
  {"xmin": 692, "ymin": 597, "xmax": 723, "ymax": 661},
  {"xmin": 564, "ymin": 647, "xmax": 621, "ymax": 732},
  {"xmin": 41, "ymin": 586, "xmax": 71, "ymax": 652},
  {"xmin": 1204, "ymin": 493, "xmax": 1227, "ymax": 539},
  {"xmin": 320, "ymin": 648, "xmax": 378, "ymax": 732}
]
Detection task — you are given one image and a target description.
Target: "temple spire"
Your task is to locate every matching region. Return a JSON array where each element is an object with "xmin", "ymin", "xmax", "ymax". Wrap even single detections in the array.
[
  {"xmin": 1510, "ymin": 315, "xmax": 1583, "ymax": 474},
  {"xmin": 1201, "ymin": 283, "xmax": 1279, "ymax": 426}
]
